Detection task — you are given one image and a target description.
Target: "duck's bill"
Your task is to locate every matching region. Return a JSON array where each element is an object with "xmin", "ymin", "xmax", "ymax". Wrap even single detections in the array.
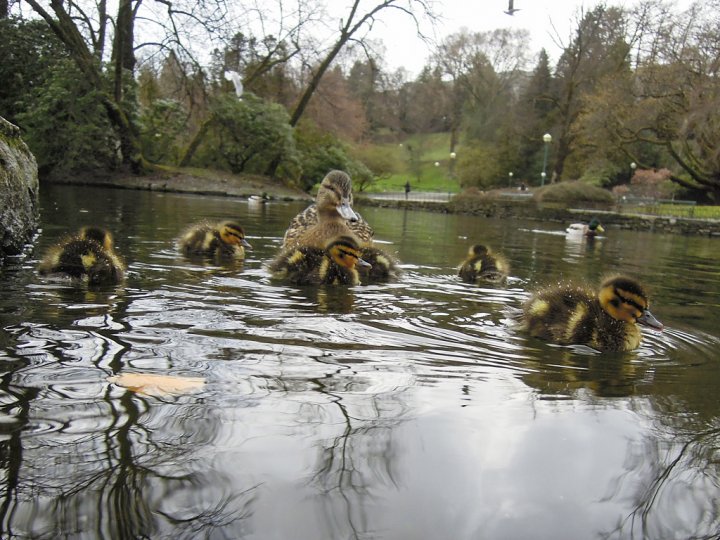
[
  {"xmin": 595, "ymin": 225, "xmax": 605, "ymax": 234},
  {"xmin": 638, "ymin": 309, "xmax": 663, "ymax": 330},
  {"xmin": 338, "ymin": 201, "xmax": 359, "ymax": 221},
  {"xmin": 357, "ymin": 258, "xmax": 372, "ymax": 268},
  {"xmin": 241, "ymin": 239, "xmax": 252, "ymax": 249}
]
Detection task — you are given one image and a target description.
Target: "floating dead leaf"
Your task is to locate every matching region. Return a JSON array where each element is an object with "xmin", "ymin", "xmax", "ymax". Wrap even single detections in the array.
[{"xmin": 108, "ymin": 373, "xmax": 205, "ymax": 397}]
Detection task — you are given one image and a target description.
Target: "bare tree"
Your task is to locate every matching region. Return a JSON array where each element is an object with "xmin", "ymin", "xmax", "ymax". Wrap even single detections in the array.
[
  {"xmin": 432, "ymin": 28, "xmax": 530, "ymax": 153},
  {"xmin": 289, "ymin": 0, "xmax": 437, "ymax": 128},
  {"xmin": 549, "ymin": 5, "xmax": 632, "ymax": 181},
  {"xmin": 17, "ymin": 0, "xmax": 315, "ymax": 173},
  {"xmin": 579, "ymin": 0, "xmax": 720, "ymax": 199}
]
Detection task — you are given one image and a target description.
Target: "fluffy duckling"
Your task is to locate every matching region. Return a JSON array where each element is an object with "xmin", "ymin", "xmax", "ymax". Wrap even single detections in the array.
[
  {"xmin": 566, "ymin": 218, "xmax": 604, "ymax": 237},
  {"xmin": 282, "ymin": 170, "xmax": 374, "ymax": 249},
  {"xmin": 358, "ymin": 247, "xmax": 400, "ymax": 282},
  {"xmin": 269, "ymin": 235, "xmax": 371, "ymax": 286},
  {"xmin": 458, "ymin": 244, "xmax": 509, "ymax": 283},
  {"xmin": 522, "ymin": 275, "xmax": 663, "ymax": 352},
  {"xmin": 38, "ymin": 227, "xmax": 126, "ymax": 284},
  {"xmin": 178, "ymin": 221, "xmax": 251, "ymax": 260}
]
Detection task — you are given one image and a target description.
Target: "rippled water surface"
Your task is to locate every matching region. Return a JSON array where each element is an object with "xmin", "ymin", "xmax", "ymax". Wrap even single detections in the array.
[{"xmin": 1, "ymin": 184, "xmax": 719, "ymax": 539}]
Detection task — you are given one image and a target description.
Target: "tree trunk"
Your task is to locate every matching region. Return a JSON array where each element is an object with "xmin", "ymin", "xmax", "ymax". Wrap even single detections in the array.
[
  {"xmin": 179, "ymin": 117, "xmax": 215, "ymax": 167},
  {"xmin": 25, "ymin": 0, "xmax": 144, "ymax": 173}
]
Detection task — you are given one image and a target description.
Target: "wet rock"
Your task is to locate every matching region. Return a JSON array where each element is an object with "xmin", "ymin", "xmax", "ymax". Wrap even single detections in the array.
[{"xmin": 0, "ymin": 116, "xmax": 39, "ymax": 264}]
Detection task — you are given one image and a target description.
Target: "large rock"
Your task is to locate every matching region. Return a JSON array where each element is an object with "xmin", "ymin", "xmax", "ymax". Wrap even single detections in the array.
[{"xmin": 0, "ymin": 116, "xmax": 39, "ymax": 264}]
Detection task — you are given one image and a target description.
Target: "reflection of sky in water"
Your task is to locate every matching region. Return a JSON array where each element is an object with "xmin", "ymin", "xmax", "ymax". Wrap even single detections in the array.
[{"xmin": 0, "ymin": 185, "xmax": 719, "ymax": 538}]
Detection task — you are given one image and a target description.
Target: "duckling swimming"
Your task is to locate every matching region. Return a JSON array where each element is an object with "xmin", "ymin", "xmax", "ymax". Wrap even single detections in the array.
[
  {"xmin": 566, "ymin": 218, "xmax": 604, "ymax": 237},
  {"xmin": 458, "ymin": 244, "xmax": 509, "ymax": 283},
  {"xmin": 282, "ymin": 170, "xmax": 374, "ymax": 248},
  {"xmin": 358, "ymin": 246, "xmax": 400, "ymax": 282},
  {"xmin": 522, "ymin": 275, "xmax": 663, "ymax": 352},
  {"xmin": 269, "ymin": 235, "xmax": 371, "ymax": 286},
  {"xmin": 178, "ymin": 221, "xmax": 251, "ymax": 260},
  {"xmin": 38, "ymin": 227, "xmax": 126, "ymax": 284}
]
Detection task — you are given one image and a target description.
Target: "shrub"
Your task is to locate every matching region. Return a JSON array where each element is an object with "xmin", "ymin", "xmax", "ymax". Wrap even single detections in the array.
[
  {"xmin": 534, "ymin": 181, "xmax": 614, "ymax": 205},
  {"xmin": 578, "ymin": 161, "xmax": 627, "ymax": 188},
  {"xmin": 17, "ymin": 59, "xmax": 119, "ymax": 178},
  {"xmin": 194, "ymin": 93, "xmax": 299, "ymax": 180},
  {"xmin": 631, "ymin": 168, "xmax": 676, "ymax": 199},
  {"xmin": 449, "ymin": 187, "xmax": 505, "ymax": 213},
  {"xmin": 294, "ymin": 121, "xmax": 371, "ymax": 192},
  {"xmin": 349, "ymin": 144, "xmax": 400, "ymax": 191},
  {"xmin": 138, "ymin": 98, "xmax": 187, "ymax": 164},
  {"xmin": 455, "ymin": 144, "xmax": 504, "ymax": 189}
]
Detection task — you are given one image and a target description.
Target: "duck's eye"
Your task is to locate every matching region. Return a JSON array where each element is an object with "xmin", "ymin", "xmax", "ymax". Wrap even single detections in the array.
[{"xmin": 610, "ymin": 297, "xmax": 621, "ymax": 307}]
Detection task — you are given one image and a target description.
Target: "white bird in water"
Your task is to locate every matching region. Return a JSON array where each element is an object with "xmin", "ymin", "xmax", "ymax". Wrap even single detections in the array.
[
  {"xmin": 224, "ymin": 70, "xmax": 244, "ymax": 99},
  {"xmin": 505, "ymin": 0, "xmax": 520, "ymax": 15}
]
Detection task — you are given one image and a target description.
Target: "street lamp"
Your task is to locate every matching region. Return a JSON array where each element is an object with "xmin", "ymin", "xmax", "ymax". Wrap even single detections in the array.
[
  {"xmin": 508, "ymin": 171, "xmax": 513, "ymax": 187},
  {"xmin": 449, "ymin": 151, "xmax": 457, "ymax": 177},
  {"xmin": 630, "ymin": 162, "xmax": 637, "ymax": 179},
  {"xmin": 541, "ymin": 133, "xmax": 552, "ymax": 187}
]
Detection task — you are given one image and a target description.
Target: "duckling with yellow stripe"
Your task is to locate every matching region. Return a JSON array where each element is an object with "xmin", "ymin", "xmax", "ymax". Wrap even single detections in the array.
[
  {"xmin": 178, "ymin": 220, "xmax": 251, "ymax": 260},
  {"xmin": 358, "ymin": 246, "xmax": 400, "ymax": 282},
  {"xmin": 269, "ymin": 235, "xmax": 371, "ymax": 286},
  {"xmin": 38, "ymin": 226, "xmax": 126, "ymax": 284},
  {"xmin": 458, "ymin": 244, "xmax": 509, "ymax": 283},
  {"xmin": 522, "ymin": 275, "xmax": 663, "ymax": 352}
]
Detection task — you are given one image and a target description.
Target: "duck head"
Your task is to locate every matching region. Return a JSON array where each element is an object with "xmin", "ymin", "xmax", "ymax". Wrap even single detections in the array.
[
  {"xmin": 326, "ymin": 236, "xmax": 371, "ymax": 270},
  {"xmin": 469, "ymin": 244, "xmax": 489, "ymax": 257},
  {"xmin": 316, "ymin": 170, "xmax": 358, "ymax": 221},
  {"xmin": 218, "ymin": 222, "xmax": 252, "ymax": 249},
  {"xmin": 588, "ymin": 218, "xmax": 604, "ymax": 234},
  {"xmin": 598, "ymin": 276, "xmax": 663, "ymax": 330},
  {"xmin": 80, "ymin": 226, "xmax": 114, "ymax": 251}
]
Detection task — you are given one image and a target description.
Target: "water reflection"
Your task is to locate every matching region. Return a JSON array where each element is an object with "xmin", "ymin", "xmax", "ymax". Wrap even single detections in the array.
[{"xmin": 0, "ymin": 185, "xmax": 718, "ymax": 538}]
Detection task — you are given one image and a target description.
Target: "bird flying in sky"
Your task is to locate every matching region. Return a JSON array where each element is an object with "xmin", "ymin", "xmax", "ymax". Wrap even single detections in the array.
[{"xmin": 505, "ymin": 0, "xmax": 520, "ymax": 15}]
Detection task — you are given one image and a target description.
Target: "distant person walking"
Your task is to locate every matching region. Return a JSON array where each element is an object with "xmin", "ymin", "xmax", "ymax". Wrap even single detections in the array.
[{"xmin": 404, "ymin": 180, "xmax": 411, "ymax": 200}]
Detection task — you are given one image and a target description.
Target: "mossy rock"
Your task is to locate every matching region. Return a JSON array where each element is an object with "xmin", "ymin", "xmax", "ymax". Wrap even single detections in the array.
[{"xmin": 0, "ymin": 116, "xmax": 39, "ymax": 263}]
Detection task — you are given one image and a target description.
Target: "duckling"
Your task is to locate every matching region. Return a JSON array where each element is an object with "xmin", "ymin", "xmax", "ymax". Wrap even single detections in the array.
[
  {"xmin": 458, "ymin": 244, "xmax": 509, "ymax": 283},
  {"xmin": 358, "ymin": 246, "xmax": 400, "ymax": 282},
  {"xmin": 566, "ymin": 218, "xmax": 604, "ymax": 237},
  {"xmin": 38, "ymin": 227, "xmax": 126, "ymax": 284},
  {"xmin": 178, "ymin": 220, "xmax": 251, "ymax": 260},
  {"xmin": 522, "ymin": 275, "xmax": 663, "ymax": 352},
  {"xmin": 269, "ymin": 235, "xmax": 371, "ymax": 286},
  {"xmin": 282, "ymin": 170, "xmax": 374, "ymax": 249}
]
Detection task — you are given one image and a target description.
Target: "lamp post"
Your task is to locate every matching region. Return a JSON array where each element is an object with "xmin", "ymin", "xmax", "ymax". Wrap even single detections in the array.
[
  {"xmin": 541, "ymin": 133, "xmax": 552, "ymax": 187},
  {"xmin": 508, "ymin": 171, "xmax": 513, "ymax": 188},
  {"xmin": 630, "ymin": 161, "xmax": 637, "ymax": 179}
]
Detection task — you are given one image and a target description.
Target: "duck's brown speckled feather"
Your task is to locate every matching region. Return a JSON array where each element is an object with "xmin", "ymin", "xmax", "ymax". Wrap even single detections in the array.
[{"xmin": 282, "ymin": 204, "xmax": 374, "ymax": 248}]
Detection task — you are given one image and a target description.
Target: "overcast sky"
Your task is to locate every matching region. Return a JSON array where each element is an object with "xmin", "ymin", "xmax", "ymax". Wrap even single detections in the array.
[{"xmin": 356, "ymin": 0, "xmax": 694, "ymax": 76}]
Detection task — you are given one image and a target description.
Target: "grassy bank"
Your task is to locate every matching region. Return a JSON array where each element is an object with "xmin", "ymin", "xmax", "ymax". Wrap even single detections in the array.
[{"xmin": 366, "ymin": 133, "xmax": 461, "ymax": 193}]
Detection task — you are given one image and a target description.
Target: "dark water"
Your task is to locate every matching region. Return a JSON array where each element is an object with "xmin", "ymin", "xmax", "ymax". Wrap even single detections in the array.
[{"xmin": 1, "ymin": 184, "xmax": 719, "ymax": 540}]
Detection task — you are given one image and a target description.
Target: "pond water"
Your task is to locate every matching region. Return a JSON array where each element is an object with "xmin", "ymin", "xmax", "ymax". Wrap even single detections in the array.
[{"xmin": 1, "ymin": 184, "xmax": 719, "ymax": 539}]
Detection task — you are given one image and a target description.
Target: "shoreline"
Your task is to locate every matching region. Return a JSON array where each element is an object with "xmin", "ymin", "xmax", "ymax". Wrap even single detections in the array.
[
  {"xmin": 356, "ymin": 196, "xmax": 720, "ymax": 237},
  {"xmin": 43, "ymin": 174, "xmax": 720, "ymax": 237},
  {"xmin": 44, "ymin": 169, "xmax": 312, "ymax": 202}
]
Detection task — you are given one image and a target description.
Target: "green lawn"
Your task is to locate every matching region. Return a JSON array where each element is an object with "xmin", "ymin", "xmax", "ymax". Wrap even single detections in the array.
[
  {"xmin": 692, "ymin": 205, "xmax": 720, "ymax": 219},
  {"xmin": 364, "ymin": 133, "xmax": 461, "ymax": 193},
  {"xmin": 621, "ymin": 203, "xmax": 720, "ymax": 219}
]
